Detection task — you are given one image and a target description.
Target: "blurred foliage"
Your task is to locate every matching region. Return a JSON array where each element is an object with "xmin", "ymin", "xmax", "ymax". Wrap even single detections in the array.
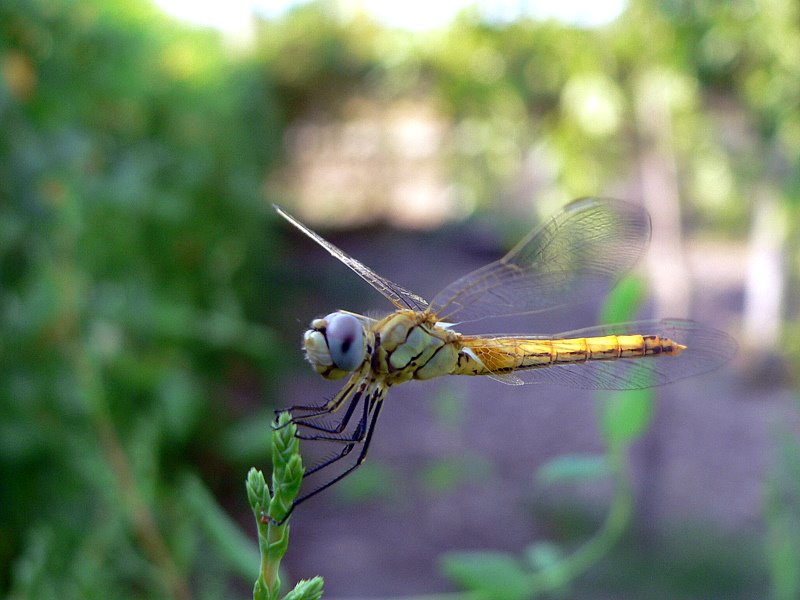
[
  {"xmin": 765, "ymin": 428, "xmax": 800, "ymax": 600},
  {"xmin": 536, "ymin": 453, "xmax": 609, "ymax": 486},
  {"xmin": 259, "ymin": 0, "xmax": 800, "ymax": 234},
  {"xmin": 1, "ymin": 0, "xmax": 285, "ymax": 596},
  {"xmin": 333, "ymin": 462, "xmax": 397, "ymax": 505},
  {"xmin": 2, "ymin": 0, "xmax": 800, "ymax": 597},
  {"xmin": 419, "ymin": 454, "xmax": 494, "ymax": 495}
]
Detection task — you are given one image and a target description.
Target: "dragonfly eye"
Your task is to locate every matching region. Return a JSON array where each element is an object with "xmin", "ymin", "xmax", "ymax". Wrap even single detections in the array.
[{"xmin": 324, "ymin": 312, "xmax": 364, "ymax": 372}]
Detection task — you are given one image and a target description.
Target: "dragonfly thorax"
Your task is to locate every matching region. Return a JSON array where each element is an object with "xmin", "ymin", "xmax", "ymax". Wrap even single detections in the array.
[
  {"xmin": 303, "ymin": 312, "xmax": 368, "ymax": 380},
  {"xmin": 371, "ymin": 310, "xmax": 461, "ymax": 383}
]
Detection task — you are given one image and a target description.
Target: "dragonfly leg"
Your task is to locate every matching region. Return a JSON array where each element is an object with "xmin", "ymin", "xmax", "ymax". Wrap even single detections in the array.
[
  {"xmin": 289, "ymin": 380, "xmax": 371, "ymax": 434},
  {"xmin": 293, "ymin": 385, "xmax": 366, "ymax": 437},
  {"xmin": 302, "ymin": 393, "xmax": 372, "ymax": 477},
  {"xmin": 280, "ymin": 381, "xmax": 357, "ymax": 416},
  {"xmin": 296, "ymin": 386, "xmax": 381, "ymax": 444},
  {"xmin": 273, "ymin": 395, "xmax": 384, "ymax": 525},
  {"xmin": 272, "ymin": 382, "xmax": 358, "ymax": 433}
]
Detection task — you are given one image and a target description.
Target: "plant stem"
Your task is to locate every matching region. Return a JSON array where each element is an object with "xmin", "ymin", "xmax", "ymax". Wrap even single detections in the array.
[
  {"xmin": 528, "ymin": 442, "xmax": 633, "ymax": 593},
  {"xmin": 248, "ymin": 411, "xmax": 306, "ymax": 600},
  {"xmin": 263, "ymin": 515, "xmax": 284, "ymax": 592}
]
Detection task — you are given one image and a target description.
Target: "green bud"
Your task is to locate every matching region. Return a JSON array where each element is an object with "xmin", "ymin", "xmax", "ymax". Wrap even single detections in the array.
[
  {"xmin": 249, "ymin": 410, "xmax": 313, "ymax": 600},
  {"xmin": 282, "ymin": 576, "xmax": 325, "ymax": 600},
  {"xmin": 268, "ymin": 413, "xmax": 303, "ymax": 524},
  {"xmin": 246, "ymin": 467, "xmax": 269, "ymax": 511}
]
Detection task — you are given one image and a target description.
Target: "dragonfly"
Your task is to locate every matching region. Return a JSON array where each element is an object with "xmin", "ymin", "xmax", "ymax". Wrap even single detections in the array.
[{"xmin": 274, "ymin": 198, "xmax": 736, "ymax": 519}]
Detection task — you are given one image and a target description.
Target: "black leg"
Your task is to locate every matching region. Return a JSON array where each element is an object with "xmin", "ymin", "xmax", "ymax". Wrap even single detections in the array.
[
  {"xmin": 281, "ymin": 400, "xmax": 383, "ymax": 522},
  {"xmin": 283, "ymin": 381, "xmax": 356, "ymax": 417},
  {"xmin": 301, "ymin": 390, "xmax": 372, "ymax": 477},
  {"xmin": 291, "ymin": 383, "xmax": 366, "ymax": 435},
  {"xmin": 273, "ymin": 395, "xmax": 385, "ymax": 524}
]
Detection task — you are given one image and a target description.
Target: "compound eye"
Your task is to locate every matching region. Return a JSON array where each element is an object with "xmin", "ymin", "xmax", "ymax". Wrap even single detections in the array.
[{"xmin": 325, "ymin": 313, "xmax": 364, "ymax": 372}]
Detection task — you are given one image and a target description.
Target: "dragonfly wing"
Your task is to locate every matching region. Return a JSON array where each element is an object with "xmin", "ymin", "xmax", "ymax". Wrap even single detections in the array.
[
  {"xmin": 428, "ymin": 198, "xmax": 650, "ymax": 323},
  {"xmin": 486, "ymin": 371, "xmax": 525, "ymax": 386},
  {"xmin": 275, "ymin": 205, "xmax": 429, "ymax": 311},
  {"xmin": 468, "ymin": 320, "xmax": 736, "ymax": 390}
]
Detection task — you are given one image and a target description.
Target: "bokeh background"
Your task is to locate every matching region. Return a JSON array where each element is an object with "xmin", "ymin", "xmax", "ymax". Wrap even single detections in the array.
[{"xmin": 2, "ymin": 0, "xmax": 799, "ymax": 598}]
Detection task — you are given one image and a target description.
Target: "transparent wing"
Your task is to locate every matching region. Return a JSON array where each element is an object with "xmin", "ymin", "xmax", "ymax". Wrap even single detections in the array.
[
  {"xmin": 275, "ymin": 205, "xmax": 429, "ymax": 311},
  {"xmin": 463, "ymin": 320, "xmax": 736, "ymax": 389},
  {"xmin": 428, "ymin": 198, "xmax": 651, "ymax": 323}
]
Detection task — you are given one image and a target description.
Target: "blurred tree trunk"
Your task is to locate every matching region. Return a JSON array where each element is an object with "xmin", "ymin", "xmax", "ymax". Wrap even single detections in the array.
[
  {"xmin": 632, "ymin": 71, "xmax": 691, "ymax": 540},
  {"xmin": 635, "ymin": 73, "xmax": 690, "ymax": 319},
  {"xmin": 742, "ymin": 188, "xmax": 786, "ymax": 378}
]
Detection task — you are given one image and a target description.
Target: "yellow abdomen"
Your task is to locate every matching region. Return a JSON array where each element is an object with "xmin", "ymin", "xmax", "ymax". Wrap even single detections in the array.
[{"xmin": 454, "ymin": 334, "xmax": 686, "ymax": 376}]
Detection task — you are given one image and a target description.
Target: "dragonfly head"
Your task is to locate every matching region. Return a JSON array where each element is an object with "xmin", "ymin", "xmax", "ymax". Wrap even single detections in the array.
[{"xmin": 303, "ymin": 312, "xmax": 366, "ymax": 380}]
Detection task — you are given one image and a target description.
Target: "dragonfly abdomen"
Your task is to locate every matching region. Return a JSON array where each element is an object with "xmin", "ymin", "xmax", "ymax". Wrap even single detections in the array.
[
  {"xmin": 459, "ymin": 333, "xmax": 686, "ymax": 376},
  {"xmin": 563, "ymin": 334, "xmax": 686, "ymax": 362}
]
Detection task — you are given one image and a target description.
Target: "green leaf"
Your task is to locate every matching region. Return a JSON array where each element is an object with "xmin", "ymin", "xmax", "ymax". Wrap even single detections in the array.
[
  {"xmin": 536, "ymin": 454, "xmax": 609, "ymax": 486},
  {"xmin": 246, "ymin": 467, "xmax": 270, "ymax": 512},
  {"xmin": 599, "ymin": 275, "xmax": 647, "ymax": 324},
  {"xmin": 269, "ymin": 412, "xmax": 303, "ymax": 523},
  {"xmin": 600, "ymin": 388, "xmax": 654, "ymax": 446},
  {"xmin": 440, "ymin": 551, "xmax": 531, "ymax": 600},
  {"xmin": 432, "ymin": 384, "xmax": 467, "ymax": 426},
  {"xmin": 335, "ymin": 463, "xmax": 396, "ymax": 504},
  {"xmin": 181, "ymin": 473, "xmax": 260, "ymax": 579},
  {"xmin": 221, "ymin": 411, "xmax": 276, "ymax": 463},
  {"xmin": 597, "ymin": 275, "xmax": 654, "ymax": 446},
  {"xmin": 764, "ymin": 430, "xmax": 800, "ymax": 600},
  {"xmin": 419, "ymin": 454, "xmax": 493, "ymax": 494},
  {"xmin": 157, "ymin": 366, "xmax": 203, "ymax": 443},
  {"xmin": 282, "ymin": 576, "xmax": 324, "ymax": 600},
  {"xmin": 524, "ymin": 541, "xmax": 564, "ymax": 572}
]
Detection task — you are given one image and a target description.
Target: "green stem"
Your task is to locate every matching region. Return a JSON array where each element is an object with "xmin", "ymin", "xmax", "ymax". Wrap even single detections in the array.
[
  {"xmin": 263, "ymin": 517, "xmax": 284, "ymax": 592},
  {"xmin": 248, "ymin": 412, "xmax": 307, "ymax": 600},
  {"xmin": 249, "ymin": 466, "xmax": 281, "ymax": 600},
  {"xmin": 528, "ymin": 442, "xmax": 633, "ymax": 593}
]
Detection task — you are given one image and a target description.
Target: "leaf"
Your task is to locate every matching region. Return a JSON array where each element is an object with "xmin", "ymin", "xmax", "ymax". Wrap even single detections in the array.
[
  {"xmin": 536, "ymin": 453, "xmax": 609, "ymax": 486},
  {"xmin": 222, "ymin": 412, "xmax": 276, "ymax": 463},
  {"xmin": 764, "ymin": 430, "xmax": 800, "ymax": 600},
  {"xmin": 282, "ymin": 576, "xmax": 324, "ymax": 600},
  {"xmin": 599, "ymin": 275, "xmax": 647, "ymax": 325},
  {"xmin": 597, "ymin": 274, "xmax": 654, "ymax": 447},
  {"xmin": 440, "ymin": 551, "xmax": 531, "ymax": 600},
  {"xmin": 419, "ymin": 454, "xmax": 493, "ymax": 494},
  {"xmin": 335, "ymin": 463, "xmax": 396, "ymax": 503},
  {"xmin": 524, "ymin": 541, "xmax": 564, "ymax": 571},
  {"xmin": 181, "ymin": 472, "xmax": 260, "ymax": 578},
  {"xmin": 600, "ymin": 388, "xmax": 654, "ymax": 446}
]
